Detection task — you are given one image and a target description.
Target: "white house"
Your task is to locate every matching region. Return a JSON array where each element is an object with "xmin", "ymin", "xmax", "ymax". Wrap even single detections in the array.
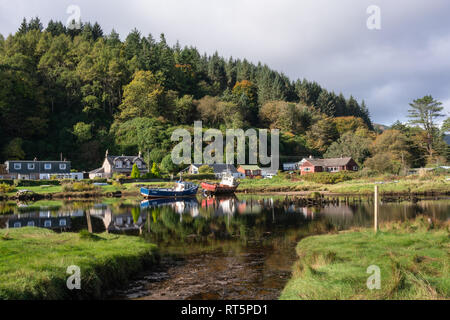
[{"xmin": 184, "ymin": 164, "xmax": 244, "ymax": 179}]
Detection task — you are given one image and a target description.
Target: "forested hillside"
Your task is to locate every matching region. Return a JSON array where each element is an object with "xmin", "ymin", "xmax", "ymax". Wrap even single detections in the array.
[{"xmin": 1, "ymin": 18, "xmax": 447, "ymax": 172}]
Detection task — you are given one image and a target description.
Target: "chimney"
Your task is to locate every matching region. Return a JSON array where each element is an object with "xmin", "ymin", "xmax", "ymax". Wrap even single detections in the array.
[
  {"xmin": 105, "ymin": 149, "xmax": 109, "ymax": 158},
  {"xmin": 309, "ymin": 155, "xmax": 313, "ymax": 159},
  {"xmin": 33, "ymin": 157, "xmax": 37, "ymax": 161},
  {"xmin": 138, "ymin": 150, "xmax": 142, "ymax": 158}
]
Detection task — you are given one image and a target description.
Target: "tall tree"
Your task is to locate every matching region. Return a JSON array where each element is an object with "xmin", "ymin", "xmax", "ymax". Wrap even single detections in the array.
[{"xmin": 408, "ymin": 95, "xmax": 444, "ymax": 159}]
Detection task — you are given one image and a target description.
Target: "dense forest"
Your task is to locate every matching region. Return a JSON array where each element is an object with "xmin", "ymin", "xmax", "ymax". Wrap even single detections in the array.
[{"xmin": 0, "ymin": 18, "xmax": 448, "ymax": 173}]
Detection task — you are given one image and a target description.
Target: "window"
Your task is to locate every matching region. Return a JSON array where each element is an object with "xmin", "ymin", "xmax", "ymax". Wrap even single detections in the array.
[
  {"xmin": 116, "ymin": 161, "xmax": 122, "ymax": 168},
  {"xmin": 14, "ymin": 163, "xmax": 21, "ymax": 170},
  {"xmin": 59, "ymin": 219, "xmax": 67, "ymax": 227},
  {"xmin": 44, "ymin": 220, "xmax": 52, "ymax": 227},
  {"xmin": 28, "ymin": 163, "xmax": 35, "ymax": 170},
  {"xmin": 59, "ymin": 163, "xmax": 66, "ymax": 170},
  {"xmin": 44, "ymin": 163, "xmax": 51, "ymax": 170},
  {"xmin": 27, "ymin": 221, "xmax": 35, "ymax": 227},
  {"xmin": 136, "ymin": 161, "xmax": 141, "ymax": 168},
  {"xmin": 304, "ymin": 167, "xmax": 311, "ymax": 172},
  {"xmin": 13, "ymin": 222, "xmax": 21, "ymax": 228},
  {"xmin": 353, "ymin": 166, "xmax": 358, "ymax": 171}
]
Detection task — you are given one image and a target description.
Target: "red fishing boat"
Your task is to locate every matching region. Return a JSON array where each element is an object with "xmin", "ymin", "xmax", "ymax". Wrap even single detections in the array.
[{"xmin": 201, "ymin": 174, "xmax": 240, "ymax": 195}]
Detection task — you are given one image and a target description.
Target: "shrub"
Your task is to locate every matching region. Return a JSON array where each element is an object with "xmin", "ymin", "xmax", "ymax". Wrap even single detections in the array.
[
  {"xmin": 0, "ymin": 183, "xmax": 16, "ymax": 193},
  {"xmin": 14, "ymin": 180, "xmax": 61, "ymax": 187},
  {"xmin": 302, "ymin": 172, "xmax": 354, "ymax": 184},
  {"xmin": 0, "ymin": 179, "xmax": 13, "ymax": 185},
  {"xmin": 62, "ymin": 182, "xmax": 97, "ymax": 192}
]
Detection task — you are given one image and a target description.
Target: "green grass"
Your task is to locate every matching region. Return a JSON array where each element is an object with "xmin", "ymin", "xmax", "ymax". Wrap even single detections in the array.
[
  {"xmin": 237, "ymin": 174, "xmax": 450, "ymax": 195},
  {"xmin": 0, "ymin": 227, "xmax": 158, "ymax": 300},
  {"xmin": 280, "ymin": 217, "xmax": 450, "ymax": 300}
]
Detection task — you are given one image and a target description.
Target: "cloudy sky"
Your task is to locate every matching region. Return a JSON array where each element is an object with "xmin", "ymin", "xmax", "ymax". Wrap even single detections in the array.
[{"xmin": 1, "ymin": 0, "xmax": 449, "ymax": 125}]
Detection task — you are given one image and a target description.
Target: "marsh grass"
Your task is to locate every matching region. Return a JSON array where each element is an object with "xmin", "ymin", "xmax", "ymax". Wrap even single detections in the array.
[
  {"xmin": 280, "ymin": 216, "xmax": 449, "ymax": 300},
  {"xmin": 0, "ymin": 227, "xmax": 158, "ymax": 300}
]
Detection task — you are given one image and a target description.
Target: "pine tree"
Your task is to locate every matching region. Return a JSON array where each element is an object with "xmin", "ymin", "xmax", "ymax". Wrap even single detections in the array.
[
  {"xmin": 92, "ymin": 22, "xmax": 103, "ymax": 41},
  {"xmin": 18, "ymin": 18, "xmax": 28, "ymax": 34},
  {"xmin": 131, "ymin": 163, "xmax": 141, "ymax": 178},
  {"xmin": 151, "ymin": 162, "xmax": 161, "ymax": 178}
]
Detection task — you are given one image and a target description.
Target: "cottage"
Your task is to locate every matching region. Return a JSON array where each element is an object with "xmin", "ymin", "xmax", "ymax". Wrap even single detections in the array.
[
  {"xmin": 237, "ymin": 165, "xmax": 262, "ymax": 178},
  {"xmin": 89, "ymin": 150, "xmax": 148, "ymax": 179},
  {"xmin": 184, "ymin": 164, "xmax": 243, "ymax": 179},
  {"xmin": 300, "ymin": 157, "xmax": 358, "ymax": 175},
  {"xmin": 3, "ymin": 159, "xmax": 71, "ymax": 180}
]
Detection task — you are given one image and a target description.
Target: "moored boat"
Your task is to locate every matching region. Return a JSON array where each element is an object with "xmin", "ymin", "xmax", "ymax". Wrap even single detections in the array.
[
  {"xmin": 140, "ymin": 181, "xmax": 198, "ymax": 198},
  {"xmin": 201, "ymin": 174, "xmax": 240, "ymax": 195}
]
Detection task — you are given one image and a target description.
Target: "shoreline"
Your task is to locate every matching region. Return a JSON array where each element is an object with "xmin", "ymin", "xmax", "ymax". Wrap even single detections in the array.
[
  {"xmin": 280, "ymin": 217, "xmax": 450, "ymax": 300},
  {"xmin": 0, "ymin": 228, "xmax": 159, "ymax": 300}
]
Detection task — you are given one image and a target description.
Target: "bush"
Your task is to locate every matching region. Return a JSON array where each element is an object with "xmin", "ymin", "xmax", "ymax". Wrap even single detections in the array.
[
  {"xmin": 302, "ymin": 172, "xmax": 354, "ymax": 184},
  {"xmin": 62, "ymin": 182, "xmax": 97, "ymax": 192},
  {"xmin": 13, "ymin": 179, "xmax": 61, "ymax": 187},
  {"xmin": 0, "ymin": 183, "xmax": 16, "ymax": 193},
  {"xmin": 0, "ymin": 179, "xmax": 13, "ymax": 185}
]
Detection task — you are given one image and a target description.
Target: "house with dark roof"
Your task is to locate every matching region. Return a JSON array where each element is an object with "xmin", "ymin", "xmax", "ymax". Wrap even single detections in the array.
[
  {"xmin": 300, "ymin": 156, "xmax": 358, "ymax": 175},
  {"xmin": 89, "ymin": 150, "xmax": 148, "ymax": 179},
  {"xmin": 184, "ymin": 163, "xmax": 244, "ymax": 178},
  {"xmin": 3, "ymin": 159, "xmax": 71, "ymax": 180}
]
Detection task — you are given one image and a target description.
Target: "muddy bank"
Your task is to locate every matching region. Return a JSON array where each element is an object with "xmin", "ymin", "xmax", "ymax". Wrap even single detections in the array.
[{"xmin": 1, "ymin": 190, "xmax": 122, "ymax": 201}]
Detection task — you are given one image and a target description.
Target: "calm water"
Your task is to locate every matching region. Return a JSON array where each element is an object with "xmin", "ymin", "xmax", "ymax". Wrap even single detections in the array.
[{"xmin": 1, "ymin": 195, "xmax": 449, "ymax": 299}]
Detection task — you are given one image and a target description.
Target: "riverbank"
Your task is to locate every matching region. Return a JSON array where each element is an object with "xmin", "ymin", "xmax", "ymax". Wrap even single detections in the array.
[
  {"xmin": 280, "ymin": 216, "xmax": 449, "ymax": 300},
  {"xmin": 0, "ymin": 228, "xmax": 158, "ymax": 299},
  {"xmin": 1, "ymin": 174, "xmax": 448, "ymax": 201}
]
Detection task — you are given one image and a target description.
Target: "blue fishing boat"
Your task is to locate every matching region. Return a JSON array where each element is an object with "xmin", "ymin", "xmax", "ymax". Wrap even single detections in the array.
[{"xmin": 140, "ymin": 181, "xmax": 198, "ymax": 199}]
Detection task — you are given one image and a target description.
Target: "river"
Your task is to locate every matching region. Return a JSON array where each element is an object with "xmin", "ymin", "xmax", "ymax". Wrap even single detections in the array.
[{"xmin": 1, "ymin": 195, "xmax": 449, "ymax": 299}]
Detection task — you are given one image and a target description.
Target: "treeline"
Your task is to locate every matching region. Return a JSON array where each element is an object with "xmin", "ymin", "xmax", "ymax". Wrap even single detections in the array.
[
  {"xmin": 1, "ymin": 18, "xmax": 447, "ymax": 174},
  {"xmin": 0, "ymin": 18, "xmax": 375, "ymax": 170}
]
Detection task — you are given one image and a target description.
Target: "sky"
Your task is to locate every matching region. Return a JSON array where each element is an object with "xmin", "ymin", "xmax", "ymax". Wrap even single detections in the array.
[{"xmin": 0, "ymin": 0, "xmax": 449, "ymax": 126}]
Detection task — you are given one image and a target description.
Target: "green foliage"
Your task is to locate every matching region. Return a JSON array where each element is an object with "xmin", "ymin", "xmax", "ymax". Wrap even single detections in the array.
[
  {"xmin": 0, "ymin": 18, "xmax": 387, "ymax": 172},
  {"xmin": 150, "ymin": 162, "xmax": 161, "ymax": 178},
  {"xmin": 14, "ymin": 179, "xmax": 60, "ymax": 187},
  {"xmin": 325, "ymin": 132, "xmax": 372, "ymax": 166},
  {"xmin": 0, "ymin": 183, "xmax": 16, "ymax": 193},
  {"xmin": 160, "ymin": 154, "xmax": 179, "ymax": 174},
  {"xmin": 302, "ymin": 172, "xmax": 354, "ymax": 184},
  {"xmin": 73, "ymin": 122, "xmax": 92, "ymax": 142},
  {"xmin": 130, "ymin": 163, "xmax": 141, "ymax": 178},
  {"xmin": 62, "ymin": 182, "xmax": 96, "ymax": 192},
  {"xmin": 198, "ymin": 165, "xmax": 214, "ymax": 174}
]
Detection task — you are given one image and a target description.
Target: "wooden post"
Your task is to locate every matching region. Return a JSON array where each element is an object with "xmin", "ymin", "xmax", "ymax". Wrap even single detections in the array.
[
  {"xmin": 86, "ymin": 211, "xmax": 93, "ymax": 233},
  {"xmin": 374, "ymin": 185, "xmax": 379, "ymax": 232}
]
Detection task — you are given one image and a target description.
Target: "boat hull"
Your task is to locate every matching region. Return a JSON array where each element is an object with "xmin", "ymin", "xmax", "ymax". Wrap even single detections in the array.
[
  {"xmin": 201, "ymin": 182, "xmax": 239, "ymax": 194},
  {"xmin": 140, "ymin": 186, "xmax": 198, "ymax": 198}
]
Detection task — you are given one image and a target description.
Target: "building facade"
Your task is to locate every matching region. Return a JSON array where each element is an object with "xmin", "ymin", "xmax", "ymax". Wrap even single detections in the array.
[
  {"xmin": 89, "ymin": 151, "xmax": 148, "ymax": 179},
  {"xmin": 3, "ymin": 160, "xmax": 71, "ymax": 180},
  {"xmin": 300, "ymin": 157, "xmax": 358, "ymax": 175},
  {"xmin": 185, "ymin": 164, "xmax": 243, "ymax": 179},
  {"xmin": 237, "ymin": 165, "xmax": 262, "ymax": 178}
]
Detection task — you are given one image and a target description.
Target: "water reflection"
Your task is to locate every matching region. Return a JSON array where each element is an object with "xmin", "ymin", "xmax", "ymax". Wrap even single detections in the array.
[
  {"xmin": 1, "ymin": 196, "xmax": 449, "ymax": 300},
  {"xmin": 1, "ymin": 196, "xmax": 448, "ymax": 235}
]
